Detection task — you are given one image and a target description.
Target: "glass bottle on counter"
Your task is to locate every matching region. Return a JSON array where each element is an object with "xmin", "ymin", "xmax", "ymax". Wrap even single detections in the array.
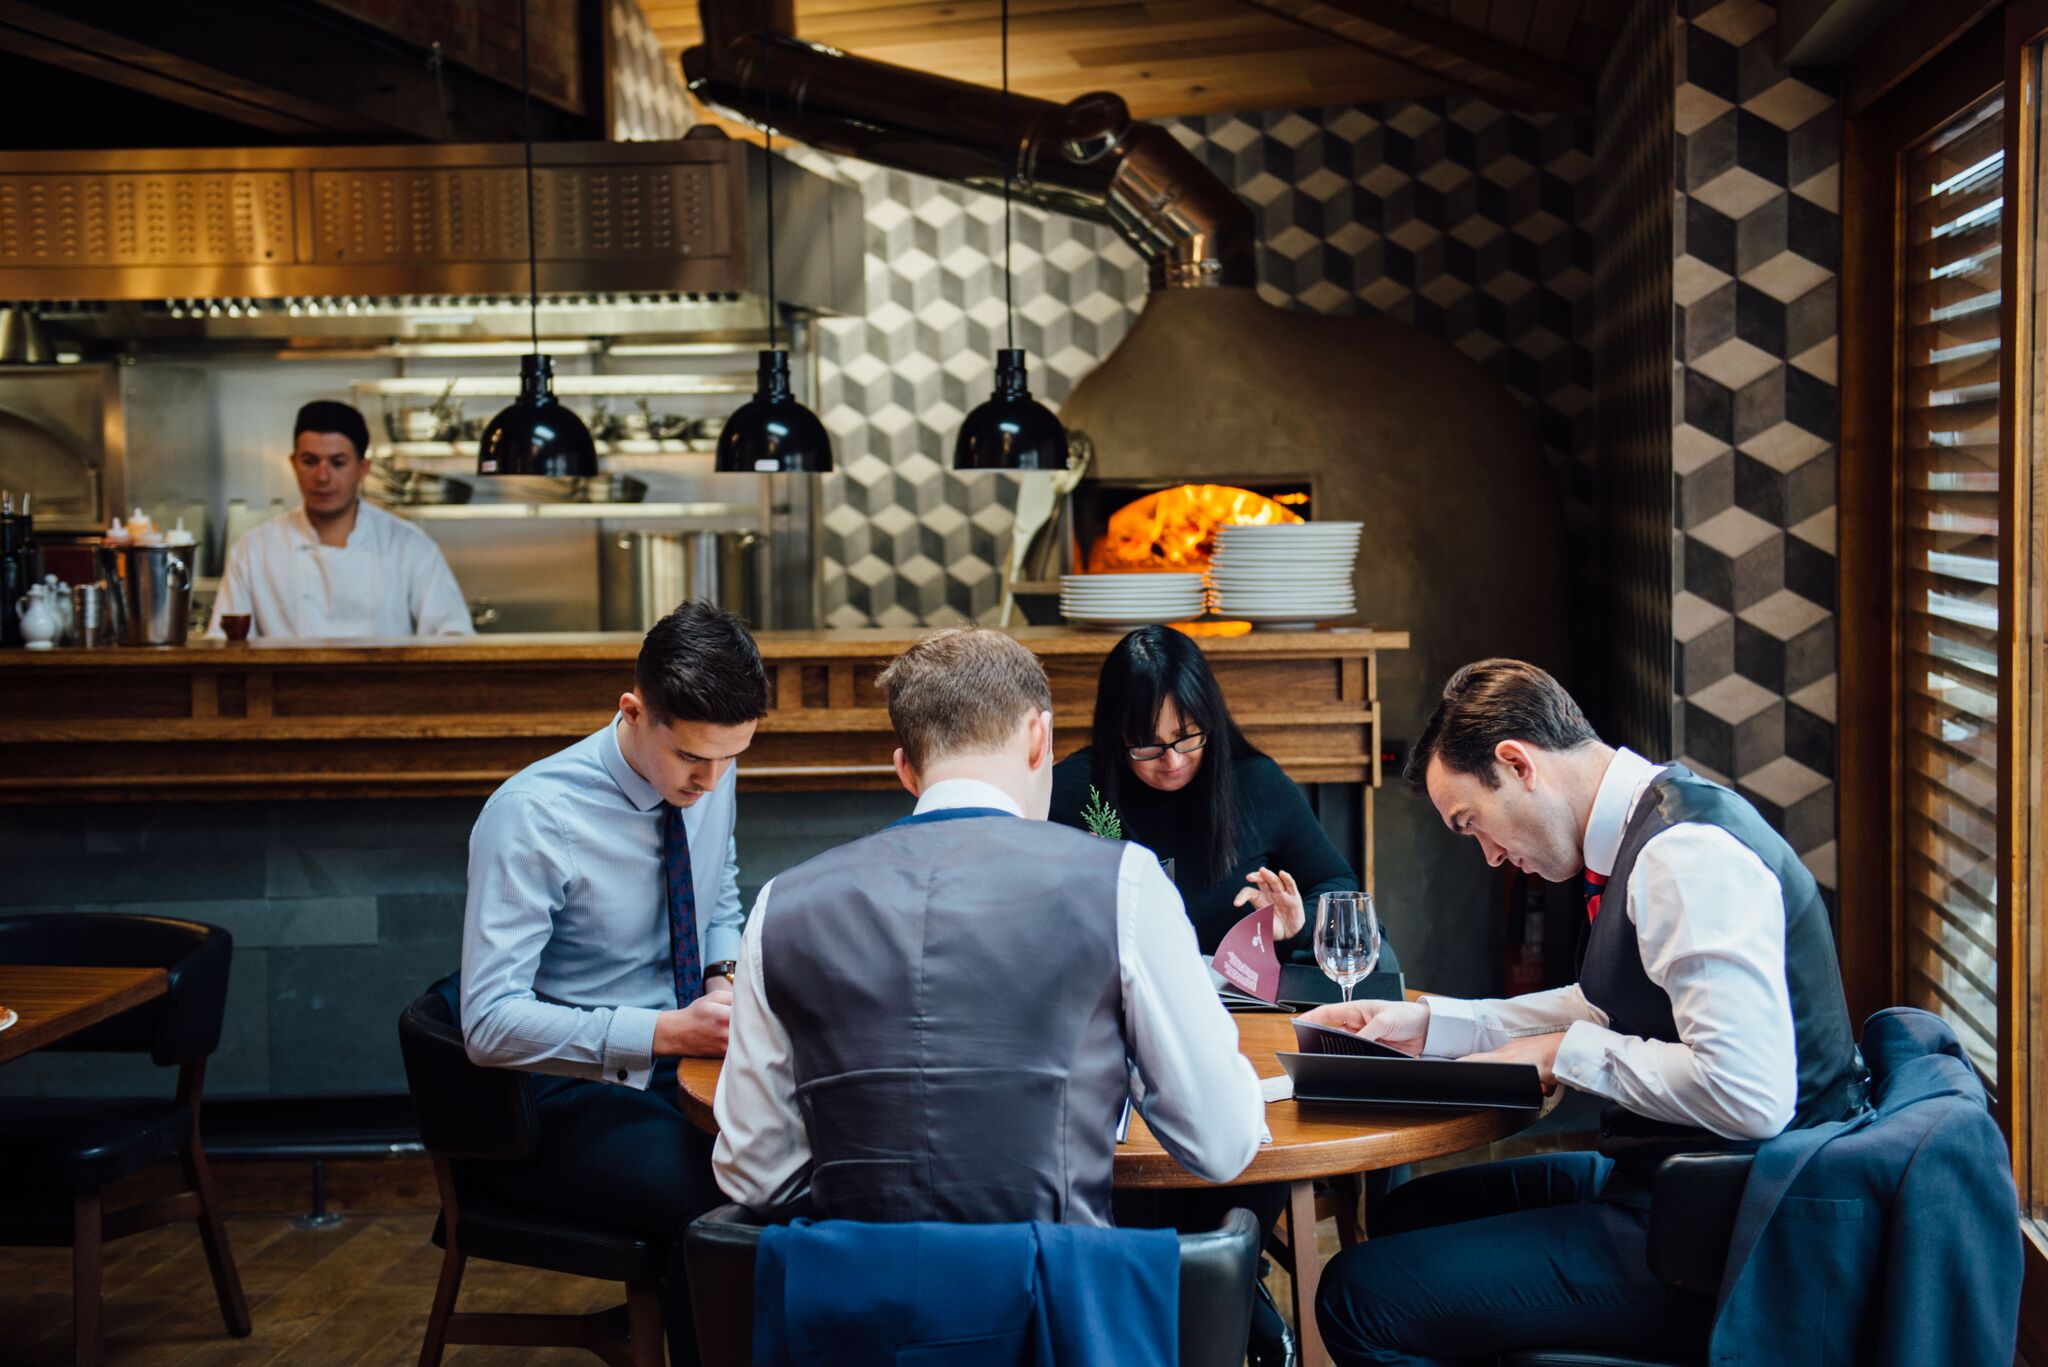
[{"xmin": 1, "ymin": 494, "xmax": 37, "ymax": 648}]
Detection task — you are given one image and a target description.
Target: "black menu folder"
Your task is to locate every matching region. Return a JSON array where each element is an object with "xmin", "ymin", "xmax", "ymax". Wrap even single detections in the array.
[
  {"xmin": 1217, "ymin": 966, "xmax": 1406, "ymax": 1012},
  {"xmin": 1277, "ymin": 1032, "xmax": 1545, "ymax": 1111}
]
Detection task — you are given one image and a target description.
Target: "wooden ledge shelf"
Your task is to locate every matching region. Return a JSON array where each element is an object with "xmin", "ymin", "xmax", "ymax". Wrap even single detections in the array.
[{"xmin": 0, "ymin": 628, "xmax": 1409, "ymax": 810}]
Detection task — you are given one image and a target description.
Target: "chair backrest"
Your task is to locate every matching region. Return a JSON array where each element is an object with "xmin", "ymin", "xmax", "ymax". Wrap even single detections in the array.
[
  {"xmin": 684, "ymin": 1204, "xmax": 1260, "ymax": 1367},
  {"xmin": 396, "ymin": 989, "xmax": 539, "ymax": 1162},
  {"xmin": 0, "ymin": 912, "xmax": 230, "ymax": 1065}
]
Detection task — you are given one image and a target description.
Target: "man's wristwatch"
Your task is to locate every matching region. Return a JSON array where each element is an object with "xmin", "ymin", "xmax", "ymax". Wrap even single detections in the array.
[{"xmin": 703, "ymin": 960, "xmax": 739, "ymax": 985}]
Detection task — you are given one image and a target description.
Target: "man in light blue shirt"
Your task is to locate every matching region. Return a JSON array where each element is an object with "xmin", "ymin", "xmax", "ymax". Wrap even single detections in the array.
[{"xmin": 459, "ymin": 600, "xmax": 767, "ymax": 1367}]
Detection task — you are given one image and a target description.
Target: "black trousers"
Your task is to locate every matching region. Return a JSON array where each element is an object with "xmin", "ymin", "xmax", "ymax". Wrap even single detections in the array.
[
  {"xmin": 464, "ymin": 1060, "xmax": 722, "ymax": 1367},
  {"xmin": 1314, "ymin": 1153, "xmax": 1710, "ymax": 1366}
]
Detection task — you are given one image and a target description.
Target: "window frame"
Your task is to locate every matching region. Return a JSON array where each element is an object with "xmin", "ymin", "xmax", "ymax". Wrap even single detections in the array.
[
  {"xmin": 1840, "ymin": 5, "xmax": 2048, "ymax": 1343},
  {"xmin": 2002, "ymin": 0, "xmax": 2048, "ymax": 1240}
]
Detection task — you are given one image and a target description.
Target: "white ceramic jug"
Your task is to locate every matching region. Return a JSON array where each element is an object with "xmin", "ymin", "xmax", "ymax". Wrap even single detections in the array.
[
  {"xmin": 15, "ymin": 582, "xmax": 57, "ymax": 650},
  {"xmin": 41, "ymin": 574, "xmax": 72, "ymax": 643}
]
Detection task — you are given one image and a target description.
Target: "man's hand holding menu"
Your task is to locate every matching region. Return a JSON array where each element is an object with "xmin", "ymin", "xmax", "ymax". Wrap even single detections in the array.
[
  {"xmin": 1301, "ymin": 999, "xmax": 1565, "ymax": 1094},
  {"xmin": 1299, "ymin": 999, "xmax": 1431, "ymax": 1056}
]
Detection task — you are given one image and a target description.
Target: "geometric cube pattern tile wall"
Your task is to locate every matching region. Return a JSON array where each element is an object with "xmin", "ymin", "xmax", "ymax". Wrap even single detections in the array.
[
  {"xmin": 805, "ymin": 98, "xmax": 1598, "ymax": 630},
  {"xmin": 805, "ymin": 156, "xmax": 1146, "ymax": 628},
  {"xmin": 606, "ymin": 0, "xmax": 697, "ymax": 141},
  {"xmin": 1168, "ymin": 102, "xmax": 1597, "ymax": 491},
  {"xmin": 1672, "ymin": 0, "xmax": 1840, "ymax": 887}
]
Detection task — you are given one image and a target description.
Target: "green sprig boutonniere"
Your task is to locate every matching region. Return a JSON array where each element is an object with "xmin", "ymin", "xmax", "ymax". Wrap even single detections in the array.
[{"xmin": 1081, "ymin": 785, "xmax": 1123, "ymax": 840}]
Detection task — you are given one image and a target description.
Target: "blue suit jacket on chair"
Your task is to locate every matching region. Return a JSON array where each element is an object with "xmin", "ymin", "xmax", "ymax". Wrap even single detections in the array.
[
  {"xmin": 1710, "ymin": 1007, "xmax": 2021, "ymax": 1365},
  {"xmin": 754, "ymin": 1218, "xmax": 1180, "ymax": 1367}
]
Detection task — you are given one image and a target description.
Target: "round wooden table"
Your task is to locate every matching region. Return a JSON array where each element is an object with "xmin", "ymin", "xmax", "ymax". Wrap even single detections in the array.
[{"xmin": 675, "ymin": 1011, "xmax": 1536, "ymax": 1366}]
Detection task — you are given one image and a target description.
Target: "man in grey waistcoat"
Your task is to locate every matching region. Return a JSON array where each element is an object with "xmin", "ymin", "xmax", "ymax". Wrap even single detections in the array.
[
  {"xmin": 1308, "ymin": 658, "xmax": 1864, "ymax": 1365},
  {"xmin": 713, "ymin": 625, "xmax": 1264, "ymax": 1223}
]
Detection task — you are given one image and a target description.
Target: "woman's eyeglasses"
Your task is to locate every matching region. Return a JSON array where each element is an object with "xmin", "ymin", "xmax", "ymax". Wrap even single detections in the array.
[{"xmin": 1127, "ymin": 733, "xmax": 1207, "ymax": 762}]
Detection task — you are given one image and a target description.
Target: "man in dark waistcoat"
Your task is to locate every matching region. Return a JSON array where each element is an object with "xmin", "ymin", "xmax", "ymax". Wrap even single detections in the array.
[
  {"xmin": 712, "ymin": 626, "xmax": 1264, "ymax": 1224},
  {"xmin": 1310, "ymin": 659, "xmax": 1864, "ymax": 1366}
]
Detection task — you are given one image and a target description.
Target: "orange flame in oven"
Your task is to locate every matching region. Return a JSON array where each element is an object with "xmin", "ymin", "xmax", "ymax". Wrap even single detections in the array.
[{"xmin": 1086, "ymin": 484, "xmax": 1305, "ymax": 573}]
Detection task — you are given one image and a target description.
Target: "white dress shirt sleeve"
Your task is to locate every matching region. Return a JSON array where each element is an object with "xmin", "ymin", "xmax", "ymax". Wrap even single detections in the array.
[
  {"xmin": 1420, "ymin": 984, "xmax": 1605, "ymax": 1059},
  {"xmin": 461, "ymin": 790, "xmax": 662, "ymax": 1086},
  {"xmin": 703, "ymin": 835, "xmax": 744, "ymax": 966},
  {"xmin": 403, "ymin": 532, "xmax": 475, "ymax": 636},
  {"xmin": 1549, "ymin": 824, "xmax": 1799, "ymax": 1140},
  {"xmin": 712, "ymin": 880, "xmax": 813, "ymax": 1210},
  {"xmin": 1118, "ymin": 843, "xmax": 1264, "ymax": 1184}
]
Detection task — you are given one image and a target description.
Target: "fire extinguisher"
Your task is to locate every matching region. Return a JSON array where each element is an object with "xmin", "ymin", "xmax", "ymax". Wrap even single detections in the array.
[{"xmin": 1503, "ymin": 869, "xmax": 1548, "ymax": 996}]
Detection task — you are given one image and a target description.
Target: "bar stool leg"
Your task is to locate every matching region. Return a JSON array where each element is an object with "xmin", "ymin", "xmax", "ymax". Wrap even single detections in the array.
[
  {"xmin": 72, "ymin": 1191, "xmax": 102, "ymax": 1367},
  {"xmin": 1287, "ymin": 1179, "xmax": 1328, "ymax": 1367}
]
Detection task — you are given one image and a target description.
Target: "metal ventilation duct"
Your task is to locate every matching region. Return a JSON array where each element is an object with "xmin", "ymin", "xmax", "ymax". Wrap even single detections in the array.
[
  {"xmin": 682, "ymin": 0, "xmax": 1256, "ymax": 292},
  {"xmin": 0, "ymin": 135, "xmax": 863, "ymax": 324}
]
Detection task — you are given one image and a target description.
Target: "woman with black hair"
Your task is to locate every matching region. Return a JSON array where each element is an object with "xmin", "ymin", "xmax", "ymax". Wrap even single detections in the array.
[
  {"xmin": 1051, "ymin": 625, "xmax": 1394, "ymax": 1365},
  {"xmin": 1050, "ymin": 625, "xmax": 1396, "ymax": 972}
]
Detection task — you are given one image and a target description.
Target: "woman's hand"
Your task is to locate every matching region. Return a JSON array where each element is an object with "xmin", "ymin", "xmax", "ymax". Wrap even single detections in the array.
[{"xmin": 1234, "ymin": 866, "xmax": 1304, "ymax": 940}]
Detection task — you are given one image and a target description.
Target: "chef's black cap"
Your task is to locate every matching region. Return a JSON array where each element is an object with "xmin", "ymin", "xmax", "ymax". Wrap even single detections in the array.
[{"xmin": 294, "ymin": 400, "xmax": 371, "ymax": 460}]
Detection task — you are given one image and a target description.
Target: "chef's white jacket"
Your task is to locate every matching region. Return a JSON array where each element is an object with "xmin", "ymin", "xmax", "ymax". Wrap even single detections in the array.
[{"xmin": 206, "ymin": 501, "xmax": 475, "ymax": 640}]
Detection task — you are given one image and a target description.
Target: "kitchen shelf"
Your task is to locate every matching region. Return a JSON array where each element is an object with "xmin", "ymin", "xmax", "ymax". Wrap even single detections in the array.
[
  {"xmin": 383, "ymin": 500, "xmax": 759, "ymax": 521},
  {"xmin": 373, "ymin": 440, "xmax": 718, "ymax": 459},
  {"xmin": 352, "ymin": 376, "xmax": 752, "ymax": 398}
]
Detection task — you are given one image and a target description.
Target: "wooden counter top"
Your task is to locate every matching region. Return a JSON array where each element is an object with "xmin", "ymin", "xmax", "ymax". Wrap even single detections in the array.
[
  {"xmin": 0, "ymin": 626, "xmax": 1409, "ymax": 667},
  {"xmin": 1, "ymin": 628, "xmax": 1408, "ymax": 837}
]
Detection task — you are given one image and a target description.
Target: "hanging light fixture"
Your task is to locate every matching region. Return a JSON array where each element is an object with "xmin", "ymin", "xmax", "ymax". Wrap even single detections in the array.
[
  {"xmin": 478, "ymin": 0, "xmax": 597, "ymax": 479},
  {"xmin": 953, "ymin": 0, "xmax": 1068, "ymax": 472},
  {"xmin": 715, "ymin": 4, "xmax": 832, "ymax": 474}
]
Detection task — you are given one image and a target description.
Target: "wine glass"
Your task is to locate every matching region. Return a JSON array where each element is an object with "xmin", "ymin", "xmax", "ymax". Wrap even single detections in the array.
[{"xmin": 1315, "ymin": 892, "xmax": 1380, "ymax": 1004}]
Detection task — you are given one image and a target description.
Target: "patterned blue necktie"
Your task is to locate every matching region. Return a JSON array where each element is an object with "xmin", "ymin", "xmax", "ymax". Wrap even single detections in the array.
[{"xmin": 661, "ymin": 802, "xmax": 704, "ymax": 1008}]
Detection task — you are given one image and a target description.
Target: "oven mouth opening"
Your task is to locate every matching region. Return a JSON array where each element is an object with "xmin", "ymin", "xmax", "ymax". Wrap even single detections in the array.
[{"xmin": 1074, "ymin": 479, "xmax": 1314, "ymax": 574}]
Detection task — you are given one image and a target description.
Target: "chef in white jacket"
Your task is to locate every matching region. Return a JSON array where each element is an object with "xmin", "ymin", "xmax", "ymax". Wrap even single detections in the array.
[{"xmin": 208, "ymin": 401, "xmax": 475, "ymax": 640}]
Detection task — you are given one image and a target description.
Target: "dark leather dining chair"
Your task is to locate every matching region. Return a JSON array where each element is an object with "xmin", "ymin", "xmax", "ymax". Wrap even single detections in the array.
[
  {"xmin": 397, "ymin": 989, "xmax": 666, "ymax": 1367},
  {"xmin": 1496, "ymin": 1152, "xmax": 1754, "ymax": 1367},
  {"xmin": 683, "ymin": 1202, "xmax": 1263, "ymax": 1367},
  {"xmin": 0, "ymin": 912, "xmax": 250, "ymax": 1367}
]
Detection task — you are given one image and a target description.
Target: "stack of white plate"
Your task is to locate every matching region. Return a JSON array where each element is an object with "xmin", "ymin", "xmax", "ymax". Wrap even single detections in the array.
[
  {"xmin": 1059, "ymin": 573, "xmax": 1207, "ymax": 628},
  {"xmin": 1208, "ymin": 523, "xmax": 1362, "ymax": 628}
]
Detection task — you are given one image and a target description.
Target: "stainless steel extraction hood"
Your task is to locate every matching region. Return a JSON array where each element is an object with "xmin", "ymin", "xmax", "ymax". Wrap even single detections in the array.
[{"xmin": 0, "ymin": 133, "xmax": 863, "ymax": 332}]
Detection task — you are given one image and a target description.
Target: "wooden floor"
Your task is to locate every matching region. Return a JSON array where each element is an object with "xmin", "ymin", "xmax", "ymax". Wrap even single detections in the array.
[
  {"xmin": 0, "ymin": 1210, "xmax": 625, "ymax": 1367},
  {"xmin": 0, "ymin": 1156, "xmax": 625, "ymax": 1367},
  {"xmin": 0, "ymin": 1131, "xmax": 1594, "ymax": 1366}
]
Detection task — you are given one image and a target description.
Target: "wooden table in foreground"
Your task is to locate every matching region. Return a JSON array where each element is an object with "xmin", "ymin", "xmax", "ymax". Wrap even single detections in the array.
[
  {"xmin": 0, "ymin": 965, "xmax": 168, "ymax": 1065},
  {"xmin": 675, "ymin": 1011, "xmax": 1532, "ymax": 1367}
]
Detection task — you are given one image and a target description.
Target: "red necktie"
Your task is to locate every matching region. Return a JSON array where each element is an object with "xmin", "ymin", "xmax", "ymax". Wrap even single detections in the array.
[{"xmin": 1582, "ymin": 869, "xmax": 1607, "ymax": 924}]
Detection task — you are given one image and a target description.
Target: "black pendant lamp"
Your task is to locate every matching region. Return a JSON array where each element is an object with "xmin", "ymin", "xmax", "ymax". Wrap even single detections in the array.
[
  {"xmin": 715, "ymin": 7, "xmax": 832, "ymax": 474},
  {"xmin": 478, "ymin": 0, "xmax": 596, "ymax": 479},
  {"xmin": 953, "ymin": 0, "xmax": 1068, "ymax": 472}
]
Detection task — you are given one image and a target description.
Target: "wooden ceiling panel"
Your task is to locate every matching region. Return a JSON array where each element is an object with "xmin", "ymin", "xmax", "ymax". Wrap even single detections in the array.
[{"xmin": 637, "ymin": 0, "xmax": 1614, "ymax": 122}]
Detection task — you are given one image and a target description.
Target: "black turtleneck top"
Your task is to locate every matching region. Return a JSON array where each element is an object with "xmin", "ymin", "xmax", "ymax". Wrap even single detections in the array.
[{"xmin": 1049, "ymin": 746, "xmax": 1390, "ymax": 968}]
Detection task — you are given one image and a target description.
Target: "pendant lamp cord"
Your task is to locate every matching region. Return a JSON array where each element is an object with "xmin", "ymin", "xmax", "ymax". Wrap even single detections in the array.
[
  {"xmin": 1001, "ymin": 0, "xmax": 1014, "ymax": 354},
  {"xmin": 518, "ymin": 0, "xmax": 539, "ymax": 356},
  {"xmin": 762, "ymin": 0, "xmax": 779, "ymax": 353}
]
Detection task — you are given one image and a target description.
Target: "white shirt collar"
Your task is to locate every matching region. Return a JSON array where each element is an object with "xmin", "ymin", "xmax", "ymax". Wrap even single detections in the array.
[
  {"xmin": 286, "ymin": 500, "xmax": 378, "ymax": 551},
  {"xmin": 914, "ymin": 777, "xmax": 1024, "ymax": 818},
  {"xmin": 1581, "ymin": 747, "xmax": 1663, "ymax": 879},
  {"xmin": 601, "ymin": 714, "xmax": 665, "ymax": 812}
]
